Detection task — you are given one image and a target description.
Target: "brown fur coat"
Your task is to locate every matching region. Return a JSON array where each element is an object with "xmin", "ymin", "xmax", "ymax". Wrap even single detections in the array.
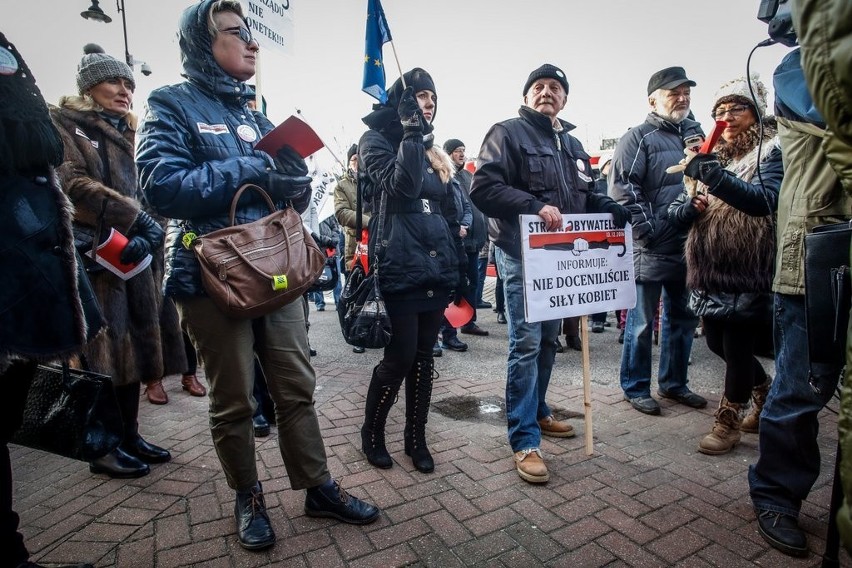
[
  {"xmin": 50, "ymin": 100, "xmax": 166, "ymax": 385},
  {"xmin": 685, "ymin": 126, "xmax": 777, "ymax": 295}
]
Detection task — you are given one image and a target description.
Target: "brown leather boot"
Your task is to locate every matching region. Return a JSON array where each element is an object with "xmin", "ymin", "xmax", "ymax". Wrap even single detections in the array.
[
  {"xmin": 741, "ymin": 377, "xmax": 771, "ymax": 433},
  {"xmin": 144, "ymin": 379, "xmax": 168, "ymax": 405},
  {"xmin": 698, "ymin": 397, "xmax": 742, "ymax": 455},
  {"xmin": 181, "ymin": 373, "xmax": 207, "ymax": 397}
]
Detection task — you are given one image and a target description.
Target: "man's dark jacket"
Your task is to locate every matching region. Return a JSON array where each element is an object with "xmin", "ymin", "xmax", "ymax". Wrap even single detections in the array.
[
  {"xmin": 470, "ymin": 106, "xmax": 617, "ymax": 257},
  {"xmin": 609, "ymin": 112, "xmax": 704, "ymax": 282}
]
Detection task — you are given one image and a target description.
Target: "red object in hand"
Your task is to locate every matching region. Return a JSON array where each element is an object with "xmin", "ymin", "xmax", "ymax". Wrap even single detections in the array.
[{"xmin": 700, "ymin": 120, "xmax": 728, "ymax": 154}]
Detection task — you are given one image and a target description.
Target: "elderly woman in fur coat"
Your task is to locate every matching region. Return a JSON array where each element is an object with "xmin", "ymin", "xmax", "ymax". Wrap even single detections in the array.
[
  {"xmin": 49, "ymin": 45, "xmax": 172, "ymax": 479},
  {"xmin": 668, "ymin": 76, "xmax": 783, "ymax": 455}
]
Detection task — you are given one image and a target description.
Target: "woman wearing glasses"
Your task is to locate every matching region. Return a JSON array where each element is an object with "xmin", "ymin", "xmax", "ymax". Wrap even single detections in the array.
[
  {"xmin": 136, "ymin": 0, "xmax": 379, "ymax": 552},
  {"xmin": 668, "ymin": 76, "xmax": 782, "ymax": 455}
]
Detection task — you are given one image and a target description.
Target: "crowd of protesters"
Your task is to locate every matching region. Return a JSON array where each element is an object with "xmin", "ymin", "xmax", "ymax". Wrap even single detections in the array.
[{"xmin": 2, "ymin": 0, "xmax": 850, "ymax": 564}]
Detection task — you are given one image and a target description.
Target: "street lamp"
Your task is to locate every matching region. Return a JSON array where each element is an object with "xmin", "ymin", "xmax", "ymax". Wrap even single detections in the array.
[{"xmin": 81, "ymin": 0, "xmax": 151, "ymax": 75}]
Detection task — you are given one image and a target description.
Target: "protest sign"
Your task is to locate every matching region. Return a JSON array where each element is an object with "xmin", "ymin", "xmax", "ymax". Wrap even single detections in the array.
[
  {"xmin": 240, "ymin": 0, "xmax": 295, "ymax": 54},
  {"xmin": 520, "ymin": 213, "xmax": 636, "ymax": 323}
]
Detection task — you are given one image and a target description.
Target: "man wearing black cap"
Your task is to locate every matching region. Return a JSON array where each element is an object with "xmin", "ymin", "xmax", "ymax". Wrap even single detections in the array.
[
  {"xmin": 471, "ymin": 64, "xmax": 629, "ymax": 484},
  {"xmin": 443, "ymin": 138, "xmax": 489, "ymax": 338},
  {"xmin": 610, "ymin": 66, "xmax": 707, "ymax": 417}
]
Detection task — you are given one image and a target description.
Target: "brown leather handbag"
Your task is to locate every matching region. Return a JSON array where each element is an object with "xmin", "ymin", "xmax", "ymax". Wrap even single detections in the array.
[{"xmin": 193, "ymin": 184, "xmax": 325, "ymax": 319}]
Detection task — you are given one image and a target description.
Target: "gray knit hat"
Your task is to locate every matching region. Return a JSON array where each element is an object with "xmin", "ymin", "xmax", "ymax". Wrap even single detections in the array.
[{"xmin": 76, "ymin": 44, "xmax": 135, "ymax": 94}]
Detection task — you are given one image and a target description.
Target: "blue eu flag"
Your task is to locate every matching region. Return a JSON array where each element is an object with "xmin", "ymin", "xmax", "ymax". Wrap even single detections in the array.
[{"xmin": 362, "ymin": 0, "xmax": 393, "ymax": 104}]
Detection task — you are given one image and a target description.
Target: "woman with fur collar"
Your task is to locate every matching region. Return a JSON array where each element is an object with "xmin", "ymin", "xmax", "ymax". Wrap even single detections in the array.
[
  {"xmin": 668, "ymin": 76, "xmax": 783, "ymax": 455},
  {"xmin": 358, "ymin": 68, "xmax": 466, "ymax": 473},
  {"xmin": 50, "ymin": 45, "xmax": 171, "ymax": 479}
]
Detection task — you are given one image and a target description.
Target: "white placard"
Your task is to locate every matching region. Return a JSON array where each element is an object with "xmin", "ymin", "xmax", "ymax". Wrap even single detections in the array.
[
  {"xmin": 520, "ymin": 214, "xmax": 636, "ymax": 323},
  {"xmin": 240, "ymin": 0, "xmax": 295, "ymax": 54}
]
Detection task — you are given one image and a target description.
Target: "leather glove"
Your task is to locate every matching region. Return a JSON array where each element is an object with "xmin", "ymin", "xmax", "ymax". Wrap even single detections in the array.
[
  {"xmin": 600, "ymin": 200, "xmax": 631, "ymax": 229},
  {"xmin": 120, "ymin": 210, "xmax": 164, "ymax": 264},
  {"xmin": 311, "ymin": 232, "xmax": 336, "ymax": 249},
  {"xmin": 683, "ymin": 153, "xmax": 724, "ymax": 187},
  {"xmin": 397, "ymin": 86, "xmax": 423, "ymax": 134},
  {"xmin": 274, "ymin": 145, "xmax": 309, "ymax": 177},
  {"xmin": 266, "ymin": 171, "xmax": 312, "ymax": 203}
]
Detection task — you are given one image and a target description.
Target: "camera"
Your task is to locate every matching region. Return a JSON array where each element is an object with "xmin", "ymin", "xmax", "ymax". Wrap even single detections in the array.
[
  {"xmin": 757, "ymin": 0, "xmax": 797, "ymax": 47},
  {"xmin": 140, "ymin": 62, "xmax": 152, "ymax": 76}
]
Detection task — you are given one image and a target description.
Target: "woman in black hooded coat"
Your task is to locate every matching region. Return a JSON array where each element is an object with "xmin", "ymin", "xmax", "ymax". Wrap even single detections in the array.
[{"xmin": 358, "ymin": 68, "xmax": 465, "ymax": 473}]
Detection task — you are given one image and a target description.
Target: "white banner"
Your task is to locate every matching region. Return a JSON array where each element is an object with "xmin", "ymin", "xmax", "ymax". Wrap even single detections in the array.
[
  {"xmin": 240, "ymin": 0, "xmax": 295, "ymax": 54},
  {"xmin": 520, "ymin": 214, "xmax": 636, "ymax": 323}
]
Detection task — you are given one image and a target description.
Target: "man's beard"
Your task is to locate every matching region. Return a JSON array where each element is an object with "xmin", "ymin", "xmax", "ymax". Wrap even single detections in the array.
[{"xmin": 657, "ymin": 107, "xmax": 690, "ymax": 124}]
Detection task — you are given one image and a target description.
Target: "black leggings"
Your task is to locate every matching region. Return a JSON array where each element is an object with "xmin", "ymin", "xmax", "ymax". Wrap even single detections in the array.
[
  {"xmin": 702, "ymin": 317, "xmax": 771, "ymax": 403},
  {"xmin": 372, "ymin": 305, "xmax": 444, "ymax": 389}
]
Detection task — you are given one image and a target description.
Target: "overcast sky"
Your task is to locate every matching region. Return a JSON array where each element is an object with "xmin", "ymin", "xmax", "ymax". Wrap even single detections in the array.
[{"xmin": 7, "ymin": 0, "xmax": 792, "ymax": 167}]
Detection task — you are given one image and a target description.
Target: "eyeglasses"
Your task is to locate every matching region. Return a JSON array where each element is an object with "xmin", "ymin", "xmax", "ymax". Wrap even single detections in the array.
[
  {"xmin": 221, "ymin": 26, "xmax": 255, "ymax": 46},
  {"xmin": 713, "ymin": 104, "xmax": 750, "ymax": 120}
]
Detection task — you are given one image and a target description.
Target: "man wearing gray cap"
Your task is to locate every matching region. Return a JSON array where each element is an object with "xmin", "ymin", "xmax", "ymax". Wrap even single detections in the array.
[
  {"xmin": 471, "ymin": 64, "xmax": 629, "ymax": 484},
  {"xmin": 610, "ymin": 66, "xmax": 707, "ymax": 416}
]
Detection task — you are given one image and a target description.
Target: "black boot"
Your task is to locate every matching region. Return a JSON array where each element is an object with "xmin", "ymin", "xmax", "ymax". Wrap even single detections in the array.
[
  {"xmin": 89, "ymin": 447, "xmax": 149, "ymax": 478},
  {"xmin": 404, "ymin": 357, "xmax": 435, "ymax": 473},
  {"xmin": 116, "ymin": 383, "xmax": 171, "ymax": 464},
  {"xmin": 234, "ymin": 481, "xmax": 276, "ymax": 550},
  {"xmin": 360, "ymin": 367, "xmax": 399, "ymax": 469}
]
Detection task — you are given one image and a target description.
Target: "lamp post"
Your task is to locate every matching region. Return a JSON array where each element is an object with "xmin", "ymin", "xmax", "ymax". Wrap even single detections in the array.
[{"xmin": 81, "ymin": 0, "xmax": 150, "ymax": 74}]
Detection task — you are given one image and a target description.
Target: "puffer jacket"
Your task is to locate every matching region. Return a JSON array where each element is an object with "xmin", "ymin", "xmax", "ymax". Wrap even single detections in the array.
[
  {"xmin": 610, "ymin": 113, "xmax": 705, "ymax": 282},
  {"xmin": 136, "ymin": 0, "xmax": 308, "ymax": 298},
  {"xmin": 471, "ymin": 106, "xmax": 616, "ymax": 257},
  {"xmin": 358, "ymin": 126, "xmax": 464, "ymax": 307}
]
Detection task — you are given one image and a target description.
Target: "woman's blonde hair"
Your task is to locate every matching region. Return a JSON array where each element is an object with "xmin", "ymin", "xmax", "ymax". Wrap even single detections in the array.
[
  {"xmin": 207, "ymin": 0, "xmax": 245, "ymax": 38},
  {"xmin": 426, "ymin": 143, "xmax": 454, "ymax": 185},
  {"xmin": 57, "ymin": 94, "xmax": 138, "ymax": 130}
]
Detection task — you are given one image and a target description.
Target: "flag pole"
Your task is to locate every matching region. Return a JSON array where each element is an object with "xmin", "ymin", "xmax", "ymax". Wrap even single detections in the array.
[
  {"xmin": 295, "ymin": 108, "xmax": 345, "ymax": 171},
  {"xmin": 389, "ymin": 40, "xmax": 405, "ymax": 88}
]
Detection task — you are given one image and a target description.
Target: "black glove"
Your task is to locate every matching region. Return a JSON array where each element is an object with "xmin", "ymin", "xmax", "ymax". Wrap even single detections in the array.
[
  {"xmin": 274, "ymin": 145, "xmax": 309, "ymax": 177},
  {"xmin": 453, "ymin": 274, "xmax": 469, "ymax": 306},
  {"xmin": 684, "ymin": 153, "xmax": 724, "ymax": 187},
  {"xmin": 397, "ymin": 86, "xmax": 424, "ymax": 134},
  {"xmin": 601, "ymin": 200, "xmax": 631, "ymax": 229},
  {"xmin": 120, "ymin": 210, "xmax": 165, "ymax": 264},
  {"xmin": 311, "ymin": 232, "xmax": 336, "ymax": 249},
  {"xmin": 266, "ymin": 171, "xmax": 312, "ymax": 203}
]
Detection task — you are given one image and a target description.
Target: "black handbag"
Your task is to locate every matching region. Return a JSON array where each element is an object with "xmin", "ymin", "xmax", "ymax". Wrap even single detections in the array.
[
  {"xmin": 337, "ymin": 186, "xmax": 392, "ymax": 349},
  {"xmin": 12, "ymin": 362, "xmax": 123, "ymax": 462},
  {"xmin": 804, "ymin": 221, "xmax": 852, "ymax": 387}
]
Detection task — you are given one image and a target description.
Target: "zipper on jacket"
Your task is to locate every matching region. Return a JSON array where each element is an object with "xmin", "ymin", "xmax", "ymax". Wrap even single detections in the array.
[{"xmin": 552, "ymin": 130, "xmax": 572, "ymax": 211}]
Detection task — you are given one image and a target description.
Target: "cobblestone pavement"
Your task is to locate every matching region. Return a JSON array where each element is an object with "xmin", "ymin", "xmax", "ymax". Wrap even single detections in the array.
[{"xmin": 11, "ymin": 282, "xmax": 850, "ymax": 567}]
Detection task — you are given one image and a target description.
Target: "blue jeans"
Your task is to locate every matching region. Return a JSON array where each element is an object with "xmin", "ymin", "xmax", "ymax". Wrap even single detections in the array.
[
  {"xmin": 619, "ymin": 280, "xmax": 697, "ymax": 399},
  {"xmin": 748, "ymin": 294, "xmax": 838, "ymax": 517},
  {"xmin": 495, "ymin": 247, "xmax": 560, "ymax": 452},
  {"xmin": 476, "ymin": 254, "xmax": 488, "ymax": 305}
]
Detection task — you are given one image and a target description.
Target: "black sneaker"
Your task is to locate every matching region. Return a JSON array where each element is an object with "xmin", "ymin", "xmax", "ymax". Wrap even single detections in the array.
[
  {"xmin": 756, "ymin": 510, "xmax": 808, "ymax": 557},
  {"xmin": 657, "ymin": 389, "xmax": 707, "ymax": 409},
  {"xmin": 624, "ymin": 395, "xmax": 661, "ymax": 415},
  {"xmin": 305, "ymin": 480, "xmax": 380, "ymax": 524}
]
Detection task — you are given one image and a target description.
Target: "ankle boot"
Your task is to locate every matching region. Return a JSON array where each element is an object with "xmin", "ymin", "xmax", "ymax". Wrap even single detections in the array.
[
  {"xmin": 360, "ymin": 367, "xmax": 399, "ymax": 469},
  {"xmin": 89, "ymin": 447, "xmax": 150, "ymax": 478},
  {"xmin": 404, "ymin": 357, "xmax": 435, "ymax": 473},
  {"xmin": 144, "ymin": 378, "xmax": 168, "ymax": 405},
  {"xmin": 234, "ymin": 481, "xmax": 276, "ymax": 550},
  {"xmin": 115, "ymin": 383, "xmax": 171, "ymax": 464},
  {"xmin": 698, "ymin": 397, "xmax": 742, "ymax": 455},
  {"xmin": 181, "ymin": 373, "xmax": 207, "ymax": 397},
  {"xmin": 741, "ymin": 376, "xmax": 771, "ymax": 434}
]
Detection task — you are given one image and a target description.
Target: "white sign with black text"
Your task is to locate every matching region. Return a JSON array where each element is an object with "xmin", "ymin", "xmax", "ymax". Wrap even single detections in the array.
[
  {"xmin": 520, "ymin": 214, "xmax": 636, "ymax": 323},
  {"xmin": 239, "ymin": 0, "xmax": 295, "ymax": 54}
]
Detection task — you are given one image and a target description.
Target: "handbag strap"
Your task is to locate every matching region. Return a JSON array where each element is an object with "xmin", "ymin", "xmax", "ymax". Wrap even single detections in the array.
[
  {"xmin": 229, "ymin": 184, "xmax": 277, "ymax": 226},
  {"xmin": 372, "ymin": 191, "xmax": 387, "ymax": 273}
]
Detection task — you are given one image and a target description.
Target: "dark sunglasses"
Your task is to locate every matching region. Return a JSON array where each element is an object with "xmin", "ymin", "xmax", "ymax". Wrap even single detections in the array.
[{"xmin": 221, "ymin": 26, "xmax": 255, "ymax": 46}]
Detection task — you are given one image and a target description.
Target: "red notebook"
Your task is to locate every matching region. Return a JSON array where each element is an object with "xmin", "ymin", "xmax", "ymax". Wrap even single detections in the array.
[{"xmin": 255, "ymin": 115, "xmax": 324, "ymax": 158}]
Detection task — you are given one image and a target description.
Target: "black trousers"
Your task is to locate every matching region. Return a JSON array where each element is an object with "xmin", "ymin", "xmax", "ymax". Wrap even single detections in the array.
[
  {"xmin": 703, "ymin": 317, "xmax": 771, "ymax": 403},
  {"xmin": 372, "ymin": 304, "xmax": 444, "ymax": 389}
]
